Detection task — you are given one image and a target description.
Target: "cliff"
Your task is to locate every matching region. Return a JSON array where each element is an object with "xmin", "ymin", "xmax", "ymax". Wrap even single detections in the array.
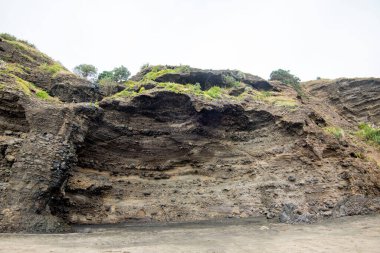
[{"xmin": 1, "ymin": 36, "xmax": 380, "ymax": 232}]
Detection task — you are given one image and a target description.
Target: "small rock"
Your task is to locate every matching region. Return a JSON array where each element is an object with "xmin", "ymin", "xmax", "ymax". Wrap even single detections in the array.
[
  {"xmin": 260, "ymin": 226, "xmax": 269, "ymax": 230},
  {"xmin": 4, "ymin": 130, "xmax": 13, "ymax": 136},
  {"xmin": 288, "ymin": 175, "xmax": 296, "ymax": 182},
  {"xmin": 266, "ymin": 212, "xmax": 275, "ymax": 219},
  {"xmin": 5, "ymin": 155, "xmax": 15, "ymax": 163}
]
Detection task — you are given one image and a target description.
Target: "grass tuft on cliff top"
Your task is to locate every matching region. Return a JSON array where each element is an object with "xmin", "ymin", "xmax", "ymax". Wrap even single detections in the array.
[{"xmin": 143, "ymin": 65, "xmax": 191, "ymax": 81}]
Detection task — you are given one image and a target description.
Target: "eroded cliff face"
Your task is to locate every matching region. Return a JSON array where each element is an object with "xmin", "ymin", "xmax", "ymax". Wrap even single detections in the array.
[{"xmin": 0, "ymin": 37, "xmax": 380, "ymax": 232}]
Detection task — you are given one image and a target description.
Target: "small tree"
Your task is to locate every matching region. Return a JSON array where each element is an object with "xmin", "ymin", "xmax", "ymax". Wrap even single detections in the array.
[
  {"xmin": 97, "ymin": 65, "xmax": 131, "ymax": 83},
  {"xmin": 269, "ymin": 69, "xmax": 300, "ymax": 85},
  {"xmin": 112, "ymin": 65, "xmax": 130, "ymax": 82},
  {"xmin": 269, "ymin": 69, "xmax": 305, "ymax": 98},
  {"xmin": 73, "ymin": 64, "xmax": 98, "ymax": 80},
  {"xmin": 98, "ymin": 70, "xmax": 113, "ymax": 81}
]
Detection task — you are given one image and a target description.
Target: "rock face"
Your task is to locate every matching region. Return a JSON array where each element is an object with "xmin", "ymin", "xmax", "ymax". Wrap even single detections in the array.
[
  {"xmin": 0, "ymin": 38, "xmax": 380, "ymax": 232},
  {"xmin": 306, "ymin": 78, "xmax": 380, "ymax": 125}
]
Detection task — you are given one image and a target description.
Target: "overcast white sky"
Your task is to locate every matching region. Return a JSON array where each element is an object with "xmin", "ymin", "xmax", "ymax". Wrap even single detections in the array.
[{"xmin": 1, "ymin": 0, "xmax": 380, "ymax": 80}]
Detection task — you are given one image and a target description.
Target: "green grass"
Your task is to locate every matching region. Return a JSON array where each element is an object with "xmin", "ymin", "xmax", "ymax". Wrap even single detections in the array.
[
  {"xmin": 39, "ymin": 63, "xmax": 66, "ymax": 76},
  {"xmin": 324, "ymin": 126, "xmax": 345, "ymax": 139},
  {"xmin": 357, "ymin": 123, "xmax": 380, "ymax": 145},
  {"xmin": 143, "ymin": 65, "xmax": 191, "ymax": 81},
  {"xmin": 11, "ymin": 74, "xmax": 56, "ymax": 101},
  {"xmin": 0, "ymin": 83, "xmax": 5, "ymax": 90},
  {"xmin": 222, "ymin": 74, "xmax": 241, "ymax": 87},
  {"xmin": 14, "ymin": 76, "xmax": 33, "ymax": 95},
  {"xmin": 204, "ymin": 86, "xmax": 222, "ymax": 99},
  {"xmin": 3, "ymin": 63, "xmax": 26, "ymax": 75},
  {"xmin": 254, "ymin": 90, "xmax": 272, "ymax": 100},
  {"xmin": 0, "ymin": 33, "xmax": 35, "ymax": 48},
  {"xmin": 36, "ymin": 90, "xmax": 50, "ymax": 100}
]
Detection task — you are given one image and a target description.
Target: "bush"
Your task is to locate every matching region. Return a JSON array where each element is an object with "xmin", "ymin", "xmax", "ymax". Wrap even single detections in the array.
[
  {"xmin": 98, "ymin": 77, "xmax": 119, "ymax": 96},
  {"xmin": 222, "ymin": 74, "xmax": 240, "ymax": 87},
  {"xmin": 269, "ymin": 69, "xmax": 305, "ymax": 98},
  {"xmin": 269, "ymin": 69, "xmax": 300, "ymax": 85},
  {"xmin": 357, "ymin": 123, "xmax": 380, "ymax": 145}
]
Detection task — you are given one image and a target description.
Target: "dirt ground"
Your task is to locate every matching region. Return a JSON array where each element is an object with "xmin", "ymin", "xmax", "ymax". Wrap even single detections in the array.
[{"xmin": 0, "ymin": 215, "xmax": 380, "ymax": 253}]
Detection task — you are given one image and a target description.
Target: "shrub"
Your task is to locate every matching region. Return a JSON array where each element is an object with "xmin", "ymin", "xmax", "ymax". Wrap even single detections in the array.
[
  {"xmin": 324, "ymin": 126, "xmax": 345, "ymax": 139},
  {"xmin": 357, "ymin": 123, "xmax": 380, "ymax": 145},
  {"xmin": 222, "ymin": 74, "xmax": 240, "ymax": 87},
  {"xmin": 99, "ymin": 77, "xmax": 119, "ymax": 96},
  {"xmin": 270, "ymin": 69, "xmax": 300, "ymax": 85},
  {"xmin": 269, "ymin": 69, "xmax": 305, "ymax": 98}
]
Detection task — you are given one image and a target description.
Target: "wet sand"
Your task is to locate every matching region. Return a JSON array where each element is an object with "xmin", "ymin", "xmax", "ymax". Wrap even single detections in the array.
[{"xmin": 1, "ymin": 215, "xmax": 380, "ymax": 253}]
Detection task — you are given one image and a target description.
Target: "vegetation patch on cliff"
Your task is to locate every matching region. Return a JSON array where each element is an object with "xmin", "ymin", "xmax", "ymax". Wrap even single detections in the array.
[
  {"xmin": 324, "ymin": 126, "xmax": 345, "ymax": 139},
  {"xmin": 357, "ymin": 123, "xmax": 380, "ymax": 146},
  {"xmin": 143, "ymin": 65, "xmax": 191, "ymax": 81}
]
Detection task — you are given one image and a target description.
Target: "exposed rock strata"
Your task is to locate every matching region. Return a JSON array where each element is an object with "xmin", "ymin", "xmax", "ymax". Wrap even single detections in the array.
[{"xmin": 0, "ymin": 38, "xmax": 380, "ymax": 232}]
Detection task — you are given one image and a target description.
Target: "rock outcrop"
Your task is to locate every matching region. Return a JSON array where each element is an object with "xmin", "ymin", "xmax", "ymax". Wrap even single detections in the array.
[{"xmin": 0, "ymin": 37, "xmax": 380, "ymax": 232}]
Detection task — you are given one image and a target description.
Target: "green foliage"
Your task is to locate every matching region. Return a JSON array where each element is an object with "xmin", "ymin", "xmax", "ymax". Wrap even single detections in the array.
[
  {"xmin": 0, "ymin": 33, "xmax": 17, "ymax": 41},
  {"xmin": 143, "ymin": 65, "xmax": 191, "ymax": 81},
  {"xmin": 73, "ymin": 64, "xmax": 98, "ymax": 80},
  {"xmin": 2, "ymin": 62, "xmax": 25, "ymax": 75},
  {"xmin": 0, "ymin": 33, "xmax": 36, "ymax": 48},
  {"xmin": 97, "ymin": 65, "xmax": 130, "ymax": 83},
  {"xmin": 324, "ymin": 126, "xmax": 345, "ymax": 139},
  {"xmin": 269, "ymin": 69, "xmax": 305, "ymax": 98},
  {"xmin": 39, "ymin": 63, "xmax": 65, "ymax": 76},
  {"xmin": 357, "ymin": 123, "xmax": 380, "ymax": 145},
  {"xmin": 112, "ymin": 65, "xmax": 131, "ymax": 82},
  {"xmin": 222, "ymin": 74, "xmax": 240, "ymax": 87},
  {"xmin": 98, "ymin": 77, "xmax": 119, "ymax": 96},
  {"xmin": 36, "ymin": 90, "xmax": 50, "ymax": 100},
  {"xmin": 97, "ymin": 70, "xmax": 113, "ymax": 81},
  {"xmin": 204, "ymin": 86, "xmax": 222, "ymax": 99},
  {"xmin": 269, "ymin": 69, "xmax": 300, "ymax": 85}
]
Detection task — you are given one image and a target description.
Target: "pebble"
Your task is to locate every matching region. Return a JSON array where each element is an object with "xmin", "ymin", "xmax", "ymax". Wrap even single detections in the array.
[{"xmin": 5, "ymin": 155, "xmax": 15, "ymax": 162}]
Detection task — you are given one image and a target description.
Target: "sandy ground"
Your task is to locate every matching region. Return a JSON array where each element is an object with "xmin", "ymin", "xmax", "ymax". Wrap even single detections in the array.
[{"xmin": 0, "ymin": 215, "xmax": 380, "ymax": 253}]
